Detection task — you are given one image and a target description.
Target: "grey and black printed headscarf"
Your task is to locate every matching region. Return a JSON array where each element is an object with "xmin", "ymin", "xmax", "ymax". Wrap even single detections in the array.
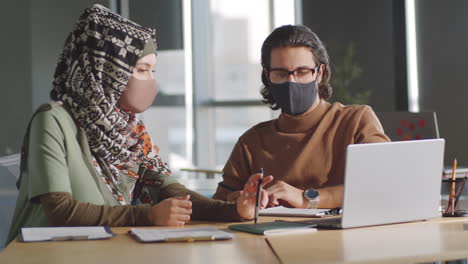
[{"xmin": 49, "ymin": 4, "xmax": 171, "ymax": 204}]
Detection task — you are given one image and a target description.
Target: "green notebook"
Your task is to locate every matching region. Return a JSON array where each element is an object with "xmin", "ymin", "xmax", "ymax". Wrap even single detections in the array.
[{"xmin": 228, "ymin": 221, "xmax": 316, "ymax": 235}]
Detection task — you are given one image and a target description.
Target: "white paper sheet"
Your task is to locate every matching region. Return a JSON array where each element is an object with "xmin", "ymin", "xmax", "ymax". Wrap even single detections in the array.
[{"xmin": 259, "ymin": 206, "xmax": 330, "ymax": 217}]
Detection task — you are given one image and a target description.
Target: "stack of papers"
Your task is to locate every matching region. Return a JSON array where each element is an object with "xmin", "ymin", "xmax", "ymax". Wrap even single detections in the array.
[
  {"xmin": 129, "ymin": 227, "xmax": 234, "ymax": 243},
  {"xmin": 20, "ymin": 226, "xmax": 113, "ymax": 242},
  {"xmin": 260, "ymin": 206, "xmax": 330, "ymax": 217}
]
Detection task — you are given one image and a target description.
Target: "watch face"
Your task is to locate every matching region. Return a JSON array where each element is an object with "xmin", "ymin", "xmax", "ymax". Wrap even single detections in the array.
[{"xmin": 305, "ymin": 189, "xmax": 319, "ymax": 199}]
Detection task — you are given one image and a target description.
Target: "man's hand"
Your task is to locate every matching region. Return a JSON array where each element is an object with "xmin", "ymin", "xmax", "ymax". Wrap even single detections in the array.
[
  {"xmin": 266, "ymin": 181, "xmax": 308, "ymax": 208},
  {"xmin": 148, "ymin": 195, "xmax": 192, "ymax": 226},
  {"xmin": 236, "ymin": 173, "xmax": 273, "ymax": 220}
]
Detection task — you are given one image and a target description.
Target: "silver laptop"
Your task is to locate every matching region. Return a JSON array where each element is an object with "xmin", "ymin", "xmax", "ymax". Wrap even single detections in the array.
[{"xmin": 318, "ymin": 139, "xmax": 445, "ymax": 229}]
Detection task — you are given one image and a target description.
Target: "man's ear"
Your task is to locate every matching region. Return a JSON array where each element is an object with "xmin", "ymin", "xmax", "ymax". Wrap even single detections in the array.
[
  {"xmin": 317, "ymin": 64, "xmax": 325, "ymax": 83},
  {"xmin": 319, "ymin": 64, "xmax": 325, "ymax": 76}
]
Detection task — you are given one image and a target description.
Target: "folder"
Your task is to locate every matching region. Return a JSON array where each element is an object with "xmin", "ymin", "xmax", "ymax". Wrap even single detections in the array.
[
  {"xmin": 19, "ymin": 226, "xmax": 113, "ymax": 242},
  {"xmin": 228, "ymin": 221, "xmax": 316, "ymax": 235}
]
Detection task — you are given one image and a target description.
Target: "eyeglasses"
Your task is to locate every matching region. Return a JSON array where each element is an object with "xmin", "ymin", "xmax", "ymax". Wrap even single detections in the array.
[{"xmin": 268, "ymin": 66, "xmax": 320, "ymax": 84}]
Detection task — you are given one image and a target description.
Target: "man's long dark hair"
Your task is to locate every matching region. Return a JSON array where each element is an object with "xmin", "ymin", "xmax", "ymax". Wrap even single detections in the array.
[{"xmin": 260, "ymin": 25, "xmax": 332, "ymax": 110}]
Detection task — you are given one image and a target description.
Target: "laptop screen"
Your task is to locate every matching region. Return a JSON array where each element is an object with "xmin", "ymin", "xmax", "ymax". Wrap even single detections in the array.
[{"xmin": 340, "ymin": 139, "xmax": 444, "ymax": 228}]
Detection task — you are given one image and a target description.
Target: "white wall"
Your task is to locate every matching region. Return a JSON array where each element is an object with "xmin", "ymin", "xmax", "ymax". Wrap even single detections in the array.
[
  {"xmin": 0, "ymin": 0, "xmax": 109, "ymax": 157},
  {"xmin": 30, "ymin": 0, "xmax": 109, "ymax": 110},
  {"xmin": 302, "ymin": 0, "xmax": 397, "ymax": 112},
  {"xmin": 0, "ymin": 0, "xmax": 32, "ymax": 156}
]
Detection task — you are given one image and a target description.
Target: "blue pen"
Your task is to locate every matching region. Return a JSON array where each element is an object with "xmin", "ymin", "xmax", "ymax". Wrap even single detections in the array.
[{"xmin": 254, "ymin": 168, "xmax": 264, "ymax": 224}]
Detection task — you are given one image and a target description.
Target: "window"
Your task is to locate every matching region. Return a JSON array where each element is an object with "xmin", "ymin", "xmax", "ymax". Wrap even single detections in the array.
[
  {"xmin": 122, "ymin": 0, "xmax": 298, "ymax": 175},
  {"xmin": 127, "ymin": 0, "xmax": 190, "ymax": 172}
]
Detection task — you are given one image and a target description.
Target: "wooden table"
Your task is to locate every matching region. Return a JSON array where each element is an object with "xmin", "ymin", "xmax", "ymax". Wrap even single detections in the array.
[
  {"xmin": 0, "ymin": 217, "xmax": 282, "ymax": 264},
  {"xmin": 266, "ymin": 217, "xmax": 468, "ymax": 264},
  {"xmin": 2, "ymin": 217, "xmax": 468, "ymax": 264}
]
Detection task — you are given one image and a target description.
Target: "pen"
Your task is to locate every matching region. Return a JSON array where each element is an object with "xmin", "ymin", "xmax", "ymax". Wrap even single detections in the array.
[{"xmin": 254, "ymin": 168, "xmax": 264, "ymax": 224}]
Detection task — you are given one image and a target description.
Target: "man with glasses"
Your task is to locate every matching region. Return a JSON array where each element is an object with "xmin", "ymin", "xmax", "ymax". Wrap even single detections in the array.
[{"xmin": 213, "ymin": 25, "xmax": 390, "ymax": 210}]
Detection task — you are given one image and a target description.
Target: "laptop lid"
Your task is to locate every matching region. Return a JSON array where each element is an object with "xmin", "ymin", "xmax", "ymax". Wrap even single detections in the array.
[{"xmin": 341, "ymin": 139, "xmax": 445, "ymax": 228}]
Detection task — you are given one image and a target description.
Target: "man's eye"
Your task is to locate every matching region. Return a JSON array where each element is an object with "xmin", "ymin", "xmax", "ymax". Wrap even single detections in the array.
[
  {"xmin": 296, "ymin": 69, "xmax": 311, "ymax": 74},
  {"xmin": 273, "ymin": 71, "xmax": 287, "ymax": 77}
]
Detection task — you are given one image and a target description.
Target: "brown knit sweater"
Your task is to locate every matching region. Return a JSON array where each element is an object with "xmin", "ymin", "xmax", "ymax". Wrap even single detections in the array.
[{"xmin": 213, "ymin": 100, "xmax": 390, "ymax": 200}]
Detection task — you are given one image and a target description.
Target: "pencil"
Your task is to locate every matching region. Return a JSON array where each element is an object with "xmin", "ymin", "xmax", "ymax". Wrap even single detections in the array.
[
  {"xmin": 447, "ymin": 158, "xmax": 457, "ymax": 215},
  {"xmin": 254, "ymin": 168, "xmax": 264, "ymax": 224}
]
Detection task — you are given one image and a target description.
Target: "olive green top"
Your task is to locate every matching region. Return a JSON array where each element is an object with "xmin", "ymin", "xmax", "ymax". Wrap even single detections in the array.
[{"xmin": 7, "ymin": 102, "xmax": 241, "ymax": 245}]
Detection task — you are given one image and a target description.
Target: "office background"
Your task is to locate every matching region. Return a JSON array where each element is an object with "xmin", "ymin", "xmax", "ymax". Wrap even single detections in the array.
[
  {"xmin": 2, "ymin": 0, "xmax": 467, "ymax": 169},
  {"xmin": 0, "ymin": 0, "xmax": 467, "ymax": 246}
]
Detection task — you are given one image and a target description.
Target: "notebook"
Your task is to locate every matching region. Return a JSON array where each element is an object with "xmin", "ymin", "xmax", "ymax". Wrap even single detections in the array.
[
  {"xmin": 129, "ymin": 227, "xmax": 233, "ymax": 242},
  {"xmin": 312, "ymin": 139, "xmax": 445, "ymax": 229},
  {"xmin": 228, "ymin": 221, "xmax": 316, "ymax": 235}
]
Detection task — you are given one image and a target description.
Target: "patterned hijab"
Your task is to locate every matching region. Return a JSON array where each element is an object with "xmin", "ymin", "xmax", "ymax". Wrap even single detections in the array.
[{"xmin": 50, "ymin": 4, "xmax": 170, "ymax": 202}]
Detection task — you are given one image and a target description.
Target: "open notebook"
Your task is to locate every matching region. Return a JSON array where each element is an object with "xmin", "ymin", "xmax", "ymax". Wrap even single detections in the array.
[{"xmin": 129, "ymin": 227, "xmax": 233, "ymax": 242}]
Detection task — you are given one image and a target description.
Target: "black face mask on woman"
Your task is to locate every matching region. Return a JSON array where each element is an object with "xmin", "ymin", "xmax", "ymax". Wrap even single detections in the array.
[{"xmin": 269, "ymin": 81, "xmax": 318, "ymax": 116}]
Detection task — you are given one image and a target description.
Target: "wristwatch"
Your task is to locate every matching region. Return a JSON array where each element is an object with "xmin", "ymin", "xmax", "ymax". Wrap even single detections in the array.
[{"xmin": 304, "ymin": 188, "xmax": 320, "ymax": 209}]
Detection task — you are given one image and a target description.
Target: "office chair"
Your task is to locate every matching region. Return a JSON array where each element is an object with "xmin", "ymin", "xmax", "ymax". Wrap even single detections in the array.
[
  {"xmin": 0, "ymin": 153, "xmax": 20, "ymax": 249},
  {"xmin": 375, "ymin": 112, "xmax": 440, "ymax": 141},
  {"xmin": 376, "ymin": 112, "xmax": 468, "ymax": 212}
]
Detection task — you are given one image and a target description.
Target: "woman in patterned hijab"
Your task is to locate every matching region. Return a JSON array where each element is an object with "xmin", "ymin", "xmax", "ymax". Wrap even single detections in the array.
[
  {"xmin": 50, "ymin": 3, "xmax": 169, "ymax": 206},
  {"xmin": 7, "ymin": 4, "xmax": 271, "ymax": 245}
]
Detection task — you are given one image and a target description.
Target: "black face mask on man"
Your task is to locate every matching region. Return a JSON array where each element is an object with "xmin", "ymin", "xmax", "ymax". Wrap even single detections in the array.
[{"xmin": 269, "ymin": 81, "xmax": 318, "ymax": 116}]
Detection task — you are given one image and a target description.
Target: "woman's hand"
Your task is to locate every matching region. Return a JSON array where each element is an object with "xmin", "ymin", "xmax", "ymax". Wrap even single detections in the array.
[
  {"xmin": 148, "ymin": 195, "xmax": 192, "ymax": 226},
  {"xmin": 236, "ymin": 173, "xmax": 273, "ymax": 220}
]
